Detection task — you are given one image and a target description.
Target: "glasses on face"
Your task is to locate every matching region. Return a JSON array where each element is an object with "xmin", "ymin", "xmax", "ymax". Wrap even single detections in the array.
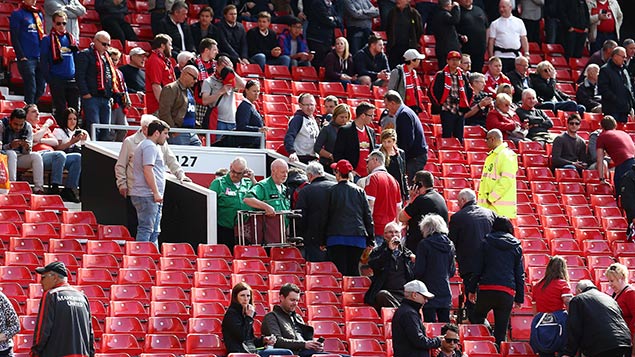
[
  {"xmin": 184, "ymin": 71, "xmax": 198, "ymax": 80},
  {"xmin": 101, "ymin": 41, "xmax": 111, "ymax": 47},
  {"xmin": 568, "ymin": 121, "xmax": 581, "ymax": 126},
  {"xmin": 230, "ymin": 169, "xmax": 245, "ymax": 176},
  {"xmin": 56, "ymin": 21, "xmax": 67, "ymax": 26},
  {"xmin": 364, "ymin": 112, "xmax": 376, "ymax": 117},
  {"xmin": 300, "ymin": 103, "xmax": 315, "ymax": 107},
  {"xmin": 444, "ymin": 338, "xmax": 460, "ymax": 344}
]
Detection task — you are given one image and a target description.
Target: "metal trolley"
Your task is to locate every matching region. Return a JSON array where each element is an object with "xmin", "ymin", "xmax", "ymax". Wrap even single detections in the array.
[{"xmin": 236, "ymin": 209, "xmax": 303, "ymax": 247}]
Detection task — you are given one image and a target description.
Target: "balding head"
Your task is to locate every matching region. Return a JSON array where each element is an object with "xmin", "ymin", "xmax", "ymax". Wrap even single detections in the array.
[
  {"xmin": 271, "ymin": 159, "xmax": 289, "ymax": 185},
  {"xmin": 93, "ymin": 31, "xmax": 111, "ymax": 54},
  {"xmin": 576, "ymin": 279, "xmax": 596, "ymax": 294},
  {"xmin": 486, "ymin": 129, "xmax": 503, "ymax": 149},
  {"xmin": 457, "ymin": 188, "xmax": 477, "ymax": 207}
]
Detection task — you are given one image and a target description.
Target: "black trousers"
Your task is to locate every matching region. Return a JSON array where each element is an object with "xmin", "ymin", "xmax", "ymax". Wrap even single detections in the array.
[
  {"xmin": 327, "ymin": 244, "xmax": 364, "ymax": 276},
  {"xmin": 441, "ymin": 111, "xmax": 465, "ymax": 142},
  {"xmin": 49, "ymin": 76, "xmax": 80, "ymax": 125},
  {"xmin": 217, "ymin": 225, "xmax": 236, "ymax": 253},
  {"xmin": 471, "ymin": 289, "xmax": 514, "ymax": 346},
  {"xmin": 101, "ymin": 15, "xmax": 138, "ymax": 45}
]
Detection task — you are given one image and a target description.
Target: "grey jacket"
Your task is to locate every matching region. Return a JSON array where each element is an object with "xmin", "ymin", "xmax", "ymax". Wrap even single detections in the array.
[
  {"xmin": 518, "ymin": 0, "xmax": 544, "ymax": 21},
  {"xmin": 262, "ymin": 305, "xmax": 314, "ymax": 353},
  {"xmin": 43, "ymin": 0, "xmax": 86, "ymax": 40},
  {"xmin": 343, "ymin": 0, "xmax": 379, "ymax": 29}
]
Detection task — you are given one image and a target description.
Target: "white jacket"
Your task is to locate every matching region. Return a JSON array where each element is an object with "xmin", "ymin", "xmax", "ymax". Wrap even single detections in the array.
[{"xmin": 588, "ymin": 0, "xmax": 623, "ymax": 43}]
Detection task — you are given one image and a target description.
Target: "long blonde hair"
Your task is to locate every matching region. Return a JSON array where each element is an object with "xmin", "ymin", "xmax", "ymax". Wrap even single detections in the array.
[{"xmin": 335, "ymin": 37, "xmax": 350, "ymax": 60}]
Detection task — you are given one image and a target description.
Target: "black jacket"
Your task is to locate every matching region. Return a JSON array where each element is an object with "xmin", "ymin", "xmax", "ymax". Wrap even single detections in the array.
[
  {"xmin": 599, "ymin": 59, "xmax": 635, "ymax": 117},
  {"xmin": 305, "ymin": 0, "xmax": 340, "ymax": 45},
  {"xmin": 448, "ymin": 201, "xmax": 495, "ymax": 275},
  {"xmin": 216, "ymin": 20, "xmax": 249, "ymax": 61},
  {"xmin": 392, "ymin": 299, "xmax": 442, "ymax": 357},
  {"xmin": 234, "ymin": 100, "xmax": 264, "ymax": 148},
  {"xmin": 516, "ymin": 106, "xmax": 554, "ymax": 139},
  {"xmin": 262, "ymin": 305, "xmax": 314, "ymax": 353},
  {"xmin": 468, "ymin": 231, "xmax": 525, "ymax": 304},
  {"xmin": 404, "ymin": 189, "xmax": 449, "ymax": 252},
  {"xmin": 95, "ymin": 0, "xmax": 129, "ymax": 18},
  {"xmin": 619, "ymin": 165, "xmax": 635, "ymax": 221},
  {"xmin": 75, "ymin": 46, "xmax": 113, "ymax": 98},
  {"xmin": 191, "ymin": 22, "xmax": 217, "ymax": 51},
  {"xmin": 529, "ymin": 73, "xmax": 570, "ymax": 102},
  {"xmin": 414, "ymin": 233, "xmax": 456, "ymax": 309},
  {"xmin": 295, "ymin": 176, "xmax": 336, "ymax": 246},
  {"xmin": 558, "ymin": 0, "xmax": 590, "ymax": 31},
  {"xmin": 386, "ymin": 5, "xmax": 423, "ymax": 51},
  {"xmin": 156, "ymin": 16, "xmax": 196, "ymax": 58},
  {"xmin": 333, "ymin": 122, "xmax": 376, "ymax": 169},
  {"xmin": 563, "ymin": 287, "xmax": 632, "ymax": 356},
  {"xmin": 353, "ymin": 45, "xmax": 390, "ymax": 82},
  {"xmin": 246, "ymin": 27, "xmax": 279, "ymax": 59},
  {"xmin": 386, "ymin": 148, "xmax": 409, "ymax": 202},
  {"xmin": 428, "ymin": 6, "xmax": 461, "ymax": 67},
  {"xmin": 365, "ymin": 241, "xmax": 415, "ymax": 306},
  {"xmin": 222, "ymin": 302, "xmax": 265, "ymax": 353},
  {"xmin": 506, "ymin": 70, "xmax": 530, "ymax": 103},
  {"xmin": 324, "ymin": 180, "xmax": 374, "ymax": 244},
  {"xmin": 575, "ymin": 79, "xmax": 601, "ymax": 111}
]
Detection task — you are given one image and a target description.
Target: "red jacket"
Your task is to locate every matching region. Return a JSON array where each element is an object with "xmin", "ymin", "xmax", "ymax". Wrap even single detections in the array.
[{"xmin": 486, "ymin": 109, "xmax": 521, "ymax": 139}]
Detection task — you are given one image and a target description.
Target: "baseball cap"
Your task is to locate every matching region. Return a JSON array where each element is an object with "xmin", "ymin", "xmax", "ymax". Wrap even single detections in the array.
[
  {"xmin": 447, "ymin": 50, "xmax": 461, "ymax": 60},
  {"xmin": 129, "ymin": 47, "xmax": 147, "ymax": 56},
  {"xmin": 404, "ymin": 280, "xmax": 435, "ymax": 298},
  {"xmin": 403, "ymin": 49, "xmax": 425, "ymax": 61},
  {"xmin": 35, "ymin": 261, "xmax": 68, "ymax": 277},
  {"xmin": 220, "ymin": 67, "xmax": 236, "ymax": 86},
  {"xmin": 330, "ymin": 160, "xmax": 354, "ymax": 175}
]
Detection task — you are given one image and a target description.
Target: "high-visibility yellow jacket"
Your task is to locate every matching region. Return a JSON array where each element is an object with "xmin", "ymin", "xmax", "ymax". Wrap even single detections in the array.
[{"xmin": 478, "ymin": 142, "xmax": 518, "ymax": 218}]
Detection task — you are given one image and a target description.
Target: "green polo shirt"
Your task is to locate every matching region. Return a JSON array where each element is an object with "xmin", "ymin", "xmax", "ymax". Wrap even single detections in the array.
[
  {"xmin": 245, "ymin": 176, "xmax": 290, "ymax": 212},
  {"xmin": 209, "ymin": 175, "xmax": 253, "ymax": 228}
]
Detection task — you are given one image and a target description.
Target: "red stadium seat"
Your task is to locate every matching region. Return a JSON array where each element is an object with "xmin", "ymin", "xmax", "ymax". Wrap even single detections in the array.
[
  {"xmin": 123, "ymin": 256, "xmax": 158, "ymax": 274},
  {"xmin": 305, "ymin": 261, "xmax": 342, "ymax": 278},
  {"xmin": 62, "ymin": 211, "xmax": 98, "ymax": 229},
  {"xmin": 291, "ymin": 66, "xmax": 319, "ymax": 82},
  {"xmin": 24, "ymin": 210, "xmax": 60, "ymax": 229},
  {"xmin": 104, "ymin": 317, "xmax": 146, "ymax": 340},
  {"xmin": 188, "ymin": 317, "xmax": 223, "ymax": 334},
  {"xmin": 191, "ymin": 287, "xmax": 227, "ymax": 304},
  {"xmin": 305, "ymin": 291, "xmax": 341, "ymax": 306},
  {"xmin": 110, "ymin": 284, "xmax": 150, "ymax": 305},
  {"xmin": 345, "ymin": 321, "xmax": 382, "ymax": 339},
  {"xmin": 501, "ymin": 341, "xmax": 535, "ymax": 357},
  {"xmin": 311, "ymin": 320, "xmax": 345, "ymax": 340},
  {"xmin": 150, "ymin": 301, "xmax": 190, "ymax": 320},
  {"xmin": 77, "ymin": 268, "xmax": 115, "ymax": 289},
  {"xmin": 194, "ymin": 272, "xmax": 231, "ymax": 289},
  {"xmin": 307, "ymin": 305, "xmax": 344, "ymax": 324},
  {"xmin": 155, "ymin": 270, "xmax": 192, "ymax": 289},
  {"xmin": 143, "ymin": 334, "xmax": 183, "ymax": 354},
  {"xmin": 319, "ymin": 82, "xmax": 346, "ymax": 98},
  {"xmin": 125, "ymin": 241, "xmax": 161, "ymax": 260},
  {"xmin": 159, "ymin": 257, "xmax": 195, "ymax": 275},
  {"xmin": 98, "ymin": 225, "xmax": 133, "ymax": 241},
  {"xmin": 348, "ymin": 338, "xmax": 385, "ymax": 357},
  {"xmin": 60, "ymin": 223, "xmax": 96, "ymax": 240},
  {"xmin": 83, "ymin": 254, "xmax": 120, "ymax": 270},
  {"xmin": 118, "ymin": 268, "xmax": 154, "ymax": 290},
  {"xmin": 197, "ymin": 244, "xmax": 232, "ymax": 260},
  {"xmin": 509, "ymin": 315, "xmax": 532, "ymax": 340},
  {"xmin": 30, "ymin": 195, "xmax": 67, "ymax": 211},
  {"xmin": 269, "ymin": 246, "xmax": 304, "ymax": 262},
  {"xmin": 101, "ymin": 334, "xmax": 143, "ymax": 355},
  {"xmin": 550, "ymin": 239, "xmax": 582, "ymax": 256}
]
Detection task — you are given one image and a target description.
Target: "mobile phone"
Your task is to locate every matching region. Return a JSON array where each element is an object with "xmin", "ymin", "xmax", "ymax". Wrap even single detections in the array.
[
  {"xmin": 601, "ymin": 9, "xmax": 607, "ymax": 14},
  {"xmin": 317, "ymin": 337, "xmax": 325, "ymax": 343},
  {"xmin": 310, "ymin": 51, "xmax": 316, "ymax": 55},
  {"xmin": 73, "ymin": 130, "xmax": 82, "ymax": 137}
]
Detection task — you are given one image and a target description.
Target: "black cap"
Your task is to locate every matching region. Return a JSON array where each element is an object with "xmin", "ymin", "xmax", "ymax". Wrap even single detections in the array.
[{"xmin": 35, "ymin": 261, "xmax": 68, "ymax": 277}]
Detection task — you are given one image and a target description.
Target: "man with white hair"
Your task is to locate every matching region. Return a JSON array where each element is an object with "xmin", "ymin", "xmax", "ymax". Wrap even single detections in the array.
[
  {"xmin": 515, "ymin": 88, "xmax": 555, "ymax": 142},
  {"xmin": 295, "ymin": 161, "xmax": 335, "ymax": 262},
  {"xmin": 487, "ymin": 0, "xmax": 529, "ymax": 72},
  {"xmin": 244, "ymin": 159, "xmax": 290, "ymax": 216},
  {"xmin": 562, "ymin": 280, "xmax": 632, "ymax": 357},
  {"xmin": 576, "ymin": 63, "xmax": 602, "ymax": 113},
  {"xmin": 478, "ymin": 129, "xmax": 518, "ymax": 218},
  {"xmin": 448, "ymin": 188, "xmax": 495, "ymax": 322}
]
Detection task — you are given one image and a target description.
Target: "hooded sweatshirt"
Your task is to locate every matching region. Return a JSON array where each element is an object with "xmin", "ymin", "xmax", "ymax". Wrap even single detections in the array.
[{"xmin": 414, "ymin": 232, "xmax": 456, "ymax": 308}]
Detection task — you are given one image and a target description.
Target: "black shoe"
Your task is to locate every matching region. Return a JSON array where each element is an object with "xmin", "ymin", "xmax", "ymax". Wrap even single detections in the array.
[
  {"xmin": 60, "ymin": 188, "xmax": 80, "ymax": 203},
  {"xmin": 47, "ymin": 184, "xmax": 60, "ymax": 195}
]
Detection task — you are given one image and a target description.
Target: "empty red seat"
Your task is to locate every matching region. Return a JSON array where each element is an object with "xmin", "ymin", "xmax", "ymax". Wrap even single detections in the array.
[
  {"xmin": 78, "ymin": 268, "xmax": 115, "ymax": 289},
  {"xmin": 307, "ymin": 305, "xmax": 344, "ymax": 323},
  {"xmin": 348, "ymin": 338, "xmax": 386, "ymax": 357},
  {"xmin": 311, "ymin": 320, "xmax": 345, "ymax": 340},
  {"xmin": 21, "ymin": 223, "xmax": 58, "ymax": 241},
  {"xmin": 30, "ymin": 195, "xmax": 67, "ymax": 211},
  {"xmin": 305, "ymin": 275, "xmax": 341, "ymax": 293},
  {"xmin": 345, "ymin": 321, "xmax": 382, "ymax": 339},
  {"xmin": 550, "ymin": 239, "xmax": 582, "ymax": 255},
  {"xmin": 60, "ymin": 223, "xmax": 96, "ymax": 239},
  {"xmin": 555, "ymin": 168, "xmax": 581, "ymax": 182},
  {"xmin": 233, "ymin": 245, "xmax": 268, "ymax": 261},
  {"xmin": 110, "ymin": 284, "xmax": 150, "ymax": 304},
  {"xmin": 342, "ymin": 276, "xmax": 371, "ymax": 292},
  {"xmin": 151, "ymin": 286, "xmax": 188, "ymax": 303},
  {"xmin": 191, "ymin": 287, "xmax": 227, "ymax": 304},
  {"xmin": 318, "ymin": 82, "xmax": 346, "ymax": 98},
  {"xmin": 143, "ymin": 334, "xmax": 183, "ymax": 354},
  {"xmin": 269, "ymin": 260, "xmax": 304, "ymax": 275},
  {"xmin": 510, "ymin": 315, "xmax": 532, "ymax": 340},
  {"xmin": 264, "ymin": 64, "xmax": 292, "ymax": 80},
  {"xmin": 501, "ymin": 341, "xmax": 535, "ymax": 357},
  {"xmin": 268, "ymin": 274, "xmax": 303, "ymax": 291},
  {"xmin": 150, "ymin": 301, "xmax": 190, "ymax": 320},
  {"xmin": 0, "ymin": 194, "xmax": 29, "ymax": 212},
  {"xmin": 526, "ymin": 167, "xmax": 554, "ymax": 181},
  {"xmin": 305, "ymin": 261, "xmax": 342, "ymax": 278},
  {"xmin": 62, "ymin": 211, "xmax": 98, "ymax": 229},
  {"xmin": 98, "ymin": 225, "xmax": 133, "ymax": 241},
  {"xmin": 567, "ymin": 267, "xmax": 591, "ymax": 282},
  {"xmin": 305, "ymin": 291, "xmax": 341, "ymax": 306},
  {"xmin": 24, "ymin": 210, "xmax": 60, "ymax": 230},
  {"xmin": 194, "ymin": 272, "xmax": 231, "ymax": 289},
  {"xmin": 83, "ymin": 254, "xmax": 120, "ymax": 270},
  {"xmin": 520, "ymin": 238, "xmax": 548, "ymax": 254},
  {"xmin": 196, "ymin": 258, "xmax": 231, "ymax": 274},
  {"xmin": 125, "ymin": 241, "xmax": 160, "ymax": 260},
  {"xmin": 185, "ymin": 333, "xmax": 224, "ymax": 355},
  {"xmin": 582, "ymin": 240, "xmax": 612, "ymax": 257},
  {"xmin": 123, "ymin": 255, "xmax": 157, "ymax": 274},
  {"xmin": 232, "ymin": 259, "xmax": 268, "ymax": 274},
  {"xmin": 231, "ymin": 273, "xmax": 267, "ymax": 291},
  {"xmin": 188, "ymin": 317, "xmax": 223, "ymax": 334},
  {"xmin": 159, "ymin": 257, "xmax": 195, "ymax": 274},
  {"xmin": 101, "ymin": 334, "xmax": 143, "ymax": 355},
  {"xmin": 104, "ymin": 317, "xmax": 146, "ymax": 340},
  {"xmin": 156, "ymin": 270, "xmax": 192, "ymax": 289},
  {"xmin": 614, "ymin": 242, "xmax": 635, "ymax": 257}
]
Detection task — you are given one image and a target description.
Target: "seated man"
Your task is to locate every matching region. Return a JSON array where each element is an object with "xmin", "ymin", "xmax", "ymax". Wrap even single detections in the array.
[
  {"xmin": 278, "ymin": 18, "xmax": 313, "ymax": 67},
  {"xmin": 119, "ymin": 47, "xmax": 147, "ymax": 94},
  {"xmin": 576, "ymin": 64, "xmax": 602, "ymax": 113},
  {"xmin": 246, "ymin": 11, "xmax": 290, "ymax": 70},
  {"xmin": 551, "ymin": 113, "xmax": 588, "ymax": 172},
  {"xmin": 515, "ymin": 88, "xmax": 555, "ymax": 143},
  {"xmin": 436, "ymin": 324, "xmax": 466, "ymax": 357},
  {"xmin": 25, "ymin": 104, "xmax": 81, "ymax": 201},
  {"xmin": 530, "ymin": 61, "xmax": 585, "ymax": 115},
  {"xmin": 353, "ymin": 33, "xmax": 390, "ymax": 87},
  {"xmin": 216, "ymin": 4, "xmax": 249, "ymax": 65},
  {"xmin": 505, "ymin": 56, "xmax": 530, "ymax": 103},
  {"xmin": 0, "ymin": 108, "xmax": 44, "ymax": 193},
  {"xmin": 365, "ymin": 221, "xmax": 415, "ymax": 312}
]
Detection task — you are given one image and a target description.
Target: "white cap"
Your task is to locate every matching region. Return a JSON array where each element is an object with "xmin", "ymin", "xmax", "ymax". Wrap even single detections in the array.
[
  {"xmin": 403, "ymin": 49, "xmax": 425, "ymax": 61},
  {"xmin": 129, "ymin": 47, "xmax": 147, "ymax": 56},
  {"xmin": 404, "ymin": 280, "xmax": 435, "ymax": 298}
]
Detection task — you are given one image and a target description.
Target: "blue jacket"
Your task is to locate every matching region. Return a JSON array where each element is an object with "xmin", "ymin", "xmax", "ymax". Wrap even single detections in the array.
[
  {"xmin": 392, "ymin": 299, "xmax": 442, "ymax": 357},
  {"xmin": 40, "ymin": 33, "xmax": 76, "ymax": 80},
  {"xmin": 353, "ymin": 45, "xmax": 390, "ymax": 82},
  {"xmin": 468, "ymin": 231, "xmax": 525, "ymax": 304},
  {"xmin": 448, "ymin": 201, "xmax": 495, "ymax": 275},
  {"xmin": 278, "ymin": 29, "xmax": 308, "ymax": 56},
  {"xmin": 75, "ymin": 45, "xmax": 113, "ymax": 97},
  {"xmin": 395, "ymin": 104, "xmax": 428, "ymax": 160},
  {"xmin": 235, "ymin": 100, "xmax": 263, "ymax": 147},
  {"xmin": 414, "ymin": 233, "xmax": 456, "ymax": 309},
  {"xmin": 10, "ymin": 8, "xmax": 43, "ymax": 59}
]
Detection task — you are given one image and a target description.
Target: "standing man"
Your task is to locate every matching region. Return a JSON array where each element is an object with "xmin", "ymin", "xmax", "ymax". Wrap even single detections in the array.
[
  {"xmin": 456, "ymin": 0, "xmax": 488, "ymax": 75},
  {"xmin": 95, "ymin": 0, "xmax": 138, "ymax": 46},
  {"xmin": 385, "ymin": 0, "xmax": 424, "ymax": 69},
  {"xmin": 40, "ymin": 10, "xmax": 80, "ymax": 124},
  {"xmin": 295, "ymin": 162, "xmax": 336, "ymax": 262},
  {"xmin": 343, "ymin": 0, "xmax": 380, "ymax": 55},
  {"xmin": 428, "ymin": 0, "xmax": 461, "ymax": 69},
  {"xmin": 145, "ymin": 34, "xmax": 176, "ymax": 115},
  {"xmin": 32, "ymin": 262, "xmax": 94, "ymax": 357},
  {"xmin": 192, "ymin": 38, "xmax": 218, "ymax": 128},
  {"xmin": 518, "ymin": 0, "xmax": 543, "ymax": 44},
  {"xmin": 478, "ymin": 128, "xmax": 518, "ymax": 219},
  {"xmin": 76, "ymin": 31, "xmax": 118, "ymax": 141},
  {"xmin": 0, "ymin": 108, "xmax": 45, "ymax": 194},
  {"xmin": 551, "ymin": 113, "xmax": 589, "ymax": 171},
  {"xmin": 209, "ymin": 157, "xmax": 256, "ymax": 252},
  {"xmin": 388, "ymin": 49, "xmax": 426, "ymax": 114},
  {"xmin": 353, "ymin": 33, "xmax": 390, "ymax": 87},
  {"xmin": 158, "ymin": 65, "xmax": 201, "ymax": 146},
  {"xmin": 156, "ymin": 1, "xmax": 195, "ymax": 58},
  {"xmin": 10, "ymin": 0, "xmax": 46, "ymax": 105},
  {"xmin": 392, "ymin": 280, "xmax": 442, "ymax": 357},
  {"xmin": 448, "ymin": 188, "xmax": 495, "ymax": 322},
  {"xmin": 383, "ymin": 90, "xmax": 429, "ymax": 184},
  {"xmin": 598, "ymin": 46, "xmax": 635, "ymax": 123},
  {"xmin": 129, "ymin": 119, "xmax": 171, "ymax": 244},
  {"xmin": 487, "ymin": 0, "xmax": 529, "ymax": 73},
  {"xmin": 365, "ymin": 222, "xmax": 415, "ymax": 312},
  {"xmin": 619, "ymin": 164, "xmax": 635, "ymax": 236},
  {"xmin": 562, "ymin": 280, "xmax": 632, "ymax": 357},
  {"xmin": 243, "ymin": 159, "xmax": 290, "ymax": 216},
  {"xmin": 333, "ymin": 102, "xmax": 377, "ymax": 179},
  {"xmin": 119, "ymin": 47, "xmax": 147, "ymax": 95},
  {"xmin": 559, "ymin": 0, "xmax": 590, "ymax": 59},
  {"xmin": 284, "ymin": 93, "xmax": 320, "ymax": 164},
  {"xmin": 596, "ymin": 115, "xmax": 635, "ymax": 195},
  {"xmin": 430, "ymin": 51, "xmax": 470, "ymax": 142},
  {"xmin": 216, "ymin": 4, "xmax": 249, "ymax": 65},
  {"xmin": 43, "ymin": 0, "xmax": 86, "ymax": 40},
  {"xmin": 364, "ymin": 150, "xmax": 402, "ymax": 245}
]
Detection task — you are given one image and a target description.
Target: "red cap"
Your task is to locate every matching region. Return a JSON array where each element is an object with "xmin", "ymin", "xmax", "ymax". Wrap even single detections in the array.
[
  {"xmin": 447, "ymin": 51, "xmax": 462, "ymax": 60},
  {"xmin": 330, "ymin": 160, "xmax": 353, "ymax": 175}
]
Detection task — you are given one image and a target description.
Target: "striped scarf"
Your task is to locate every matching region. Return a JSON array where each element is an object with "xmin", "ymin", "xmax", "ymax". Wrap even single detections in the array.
[
  {"xmin": 438, "ymin": 65, "xmax": 469, "ymax": 108},
  {"xmin": 94, "ymin": 45, "xmax": 123, "ymax": 94},
  {"xmin": 50, "ymin": 30, "xmax": 75, "ymax": 64},
  {"xmin": 21, "ymin": 3, "xmax": 44, "ymax": 40}
]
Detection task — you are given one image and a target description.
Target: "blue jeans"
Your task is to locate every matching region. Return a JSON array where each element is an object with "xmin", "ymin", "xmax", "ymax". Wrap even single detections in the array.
[
  {"xmin": 250, "ymin": 53, "xmax": 292, "ymax": 70},
  {"xmin": 167, "ymin": 132, "xmax": 202, "ymax": 146},
  {"xmin": 82, "ymin": 96, "xmax": 112, "ymax": 141},
  {"xmin": 17, "ymin": 58, "xmax": 46, "ymax": 105},
  {"xmin": 258, "ymin": 348, "xmax": 294, "ymax": 357},
  {"xmin": 537, "ymin": 101, "xmax": 585, "ymax": 116},
  {"xmin": 215, "ymin": 121, "xmax": 236, "ymax": 142},
  {"xmin": 406, "ymin": 153, "xmax": 428, "ymax": 186},
  {"xmin": 41, "ymin": 151, "xmax": 66, "ymax": 185},
  {"xmin": 130, "ymin": 195, "xmax": 162, "ymax": 245},
  {"xmin": 544, "ymin": 17, "xmax": 560, "ymax": 44}
]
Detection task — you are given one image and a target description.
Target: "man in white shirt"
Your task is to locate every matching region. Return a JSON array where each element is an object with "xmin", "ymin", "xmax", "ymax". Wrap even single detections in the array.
[{"xmin": 487, "ymin": 0, "xmax": 528, "ymax": 73}]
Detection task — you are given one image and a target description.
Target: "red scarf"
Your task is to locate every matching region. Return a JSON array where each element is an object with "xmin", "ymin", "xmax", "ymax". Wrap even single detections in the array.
[
  {"xmin": 153, "ymin": 49, "xmax": 173, "ymax": 74},
  {"xmin": 21, "ymin": 3, "xmax": 44, "ymax": 40},
  {"xmin": 194, "ymin": 57, "xmax": 215, "ymax": 81},
  {"xmin": 94, "ymin": 45, "xmax": 123, "ymax": 94},
  {"xmin": 438, "ymin": 65, "xmax": 469, "ymax": 108},
  {"xmin": 50, "ymin": 30, "xmax": 75, "ymax": 64}
]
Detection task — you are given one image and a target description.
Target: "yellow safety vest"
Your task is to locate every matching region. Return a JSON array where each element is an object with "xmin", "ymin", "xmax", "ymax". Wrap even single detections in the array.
[{"xmin": 478, "ymin": 143, "xmax": 518, "ymax": 218}]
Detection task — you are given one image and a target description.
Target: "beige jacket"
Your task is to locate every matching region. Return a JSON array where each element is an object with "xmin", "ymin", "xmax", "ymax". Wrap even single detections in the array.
[
  {"xmin": 588, "ymin": 0, "xmax": 623, "ymax": 42},
  {"xmin": 114, "ymin": 130, "xmax": 186, "ymax": 192}
]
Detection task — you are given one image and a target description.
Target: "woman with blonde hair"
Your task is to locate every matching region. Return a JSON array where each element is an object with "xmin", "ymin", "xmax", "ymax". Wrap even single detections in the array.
[
  {"xmin": 486, "ymin": 93, "xmax": 527, "ymax": 142},
  {"xmin": 315, "ymin": 103, "xmax": 351, "ymax": 172},
  {"xmin": 379, "ymin": 128, "xmax": 408, "ymax": 202},
  {"xmin": 606, "ymin": 263, "xmax": 635, "ymax": 343},
  {"xmin": 323, "ymin": 37, "xmax": 357, "ymax": 88}
]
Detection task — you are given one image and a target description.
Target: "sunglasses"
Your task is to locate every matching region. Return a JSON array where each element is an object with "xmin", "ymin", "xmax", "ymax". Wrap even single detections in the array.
[
  {"xmin": 101, "ymin": 42, "xmax": 111, "ymax": 47},
  {"xmin": 568, "ymin": 121, "xmax": 581, "ymax": 125},
  {"xmin": 445, "ymin": 338, "xmax": 460, "ymax": 344},
  {"xmin": 56, "ymin": 21, "xmax": 67, "ymax": 25}
]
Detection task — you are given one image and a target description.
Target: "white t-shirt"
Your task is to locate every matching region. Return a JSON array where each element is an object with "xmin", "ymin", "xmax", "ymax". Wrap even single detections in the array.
[
  {"xmin": 489, "ymin": 15, "xmax": 527, "ymax": 58},
  {"xmin": 52, "ymin": 128, "xmax": 90, "ymax": 148},
  {"xmin": 201, "ymin": 76, "xmax": 236, "ymax": 124}
]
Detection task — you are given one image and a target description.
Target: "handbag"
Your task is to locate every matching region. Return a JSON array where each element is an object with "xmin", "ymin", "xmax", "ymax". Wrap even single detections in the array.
[
  {"xmin": 0, "ymin": 154, "xmax": 9, "ymax": 192},
  {"xmin": 530, "ymin": 310, "xmax": 568, "ymax": 354}
]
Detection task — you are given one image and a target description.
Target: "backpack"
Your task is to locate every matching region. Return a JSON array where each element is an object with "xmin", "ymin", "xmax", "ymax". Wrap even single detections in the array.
[{"xmin": 529, "ymin": 310, "xmax": 568, "ymax": 354}]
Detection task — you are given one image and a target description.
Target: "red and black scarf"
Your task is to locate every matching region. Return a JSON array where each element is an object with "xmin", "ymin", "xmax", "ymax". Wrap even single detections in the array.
[
  {"xmin": 153, "ymin": 49, "xmax": 173, "ymax": 74},
  {"xmin": 50, "ymin": 30, "xmax": 75, "ymax": 64},
  {"xmin": 94, "ymin": 45, "xmax": 123, "ymax": 94},
  {"xmin": 21, "ymin": 3, "xmax": 45, "ymax": 40},
  {"xmin": 438, "ymin": 65, "xmax": 469, "ymax": 108}
]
